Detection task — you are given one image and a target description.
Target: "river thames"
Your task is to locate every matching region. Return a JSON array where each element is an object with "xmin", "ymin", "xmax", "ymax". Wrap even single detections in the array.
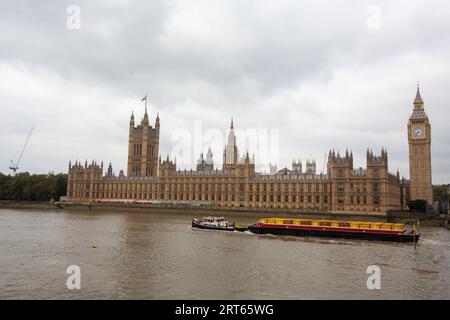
[{"xmin": 0, "ymin": 208, "xmax": 449, "ymax": 299}]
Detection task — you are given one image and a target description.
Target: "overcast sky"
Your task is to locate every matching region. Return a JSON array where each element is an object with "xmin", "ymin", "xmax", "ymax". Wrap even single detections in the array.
[{"xmin": 0, "ymin": 0, "xmax": 449, "ymax": 183}]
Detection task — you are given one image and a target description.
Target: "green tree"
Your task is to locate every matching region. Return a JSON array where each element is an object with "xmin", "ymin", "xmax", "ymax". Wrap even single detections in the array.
[
  {"xmin": 433, "ymin": 185, "xmax": 450, "ymax": 202},
  {"xmin": 409, "ymin": 199, "xmax": 427, "ymax": 212},
  {"xmin": 0, "ymin": 172, "xmax": 67, "ymax": 201}
]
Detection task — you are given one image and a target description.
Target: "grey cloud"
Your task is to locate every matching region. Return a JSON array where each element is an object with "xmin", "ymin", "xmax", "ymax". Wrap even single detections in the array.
[{"xmin": 0, "ymin": 0, "xmax": 449, "ymax": 183}]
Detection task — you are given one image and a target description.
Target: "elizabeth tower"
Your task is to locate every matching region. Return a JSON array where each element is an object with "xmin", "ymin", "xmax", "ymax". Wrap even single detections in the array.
[{"xmin": 407, "ymin": 84, "xmax": 433, "ymax": 204}]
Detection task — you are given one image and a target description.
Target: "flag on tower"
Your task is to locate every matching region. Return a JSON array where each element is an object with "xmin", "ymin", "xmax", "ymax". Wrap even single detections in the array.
[{"xmin": 142, "ymin": 94, "xmax": 148, "ymax": 114}]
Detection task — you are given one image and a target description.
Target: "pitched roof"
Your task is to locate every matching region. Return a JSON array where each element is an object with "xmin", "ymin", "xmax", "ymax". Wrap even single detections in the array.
[{"xmin": 414, "ymin": 84, "xmax": 423, "ymax": 104}]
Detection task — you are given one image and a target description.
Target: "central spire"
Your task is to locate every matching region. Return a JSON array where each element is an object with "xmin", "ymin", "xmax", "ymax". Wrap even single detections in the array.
[{"xmin": 224, "ymin": 118, "xmax": 238, "ymax": 165}]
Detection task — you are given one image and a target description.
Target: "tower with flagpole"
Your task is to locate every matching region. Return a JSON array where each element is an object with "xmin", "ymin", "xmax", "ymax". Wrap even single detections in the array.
[{"xmin": 127, "ymin": 94, "xmax": 160, "ymax": 177}]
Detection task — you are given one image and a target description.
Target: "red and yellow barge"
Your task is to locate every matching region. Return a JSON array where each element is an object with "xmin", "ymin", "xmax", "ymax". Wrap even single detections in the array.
[{"xmin": 248, "ymin": 218, "xmax": 419, "ymax": 243}]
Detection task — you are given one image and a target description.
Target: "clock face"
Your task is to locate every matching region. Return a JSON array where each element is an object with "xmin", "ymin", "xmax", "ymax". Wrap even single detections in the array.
[{"xmin": 413, "ymin": 127, "xmax": 424, "ymax": 137}]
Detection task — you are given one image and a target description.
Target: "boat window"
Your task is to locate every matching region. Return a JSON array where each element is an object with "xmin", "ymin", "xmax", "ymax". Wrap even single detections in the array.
[{"xmin": 339, "ymin": 222, "xmax": 350, "ymax": 228}]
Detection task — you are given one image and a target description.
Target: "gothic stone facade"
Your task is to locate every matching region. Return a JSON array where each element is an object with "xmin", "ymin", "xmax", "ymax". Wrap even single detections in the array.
[{"xmin": 67, "ymin": 88, "xmax": 433, "ymax": 214}]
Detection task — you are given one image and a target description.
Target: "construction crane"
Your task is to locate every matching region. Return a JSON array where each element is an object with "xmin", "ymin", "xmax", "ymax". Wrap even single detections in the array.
[{"xmin": 9, "ymin": 127, "xmax": 34, "ymax": 174}]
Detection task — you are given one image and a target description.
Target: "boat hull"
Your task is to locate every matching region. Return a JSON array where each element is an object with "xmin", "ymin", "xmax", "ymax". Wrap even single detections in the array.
[{"xmin": 248, "ymin": 224, "xmax": 420, "ymax": 243}]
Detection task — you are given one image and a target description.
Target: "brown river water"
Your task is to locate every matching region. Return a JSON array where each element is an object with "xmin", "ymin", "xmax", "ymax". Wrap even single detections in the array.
[{"xmin": 0, "ymin": 208, "xmax": 449, "ymax": 299}]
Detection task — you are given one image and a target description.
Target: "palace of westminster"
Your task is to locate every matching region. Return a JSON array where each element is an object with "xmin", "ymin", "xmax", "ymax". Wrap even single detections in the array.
[{"xmin": 67, "ymin": 86, "xmax": 433, "ymax": 214}]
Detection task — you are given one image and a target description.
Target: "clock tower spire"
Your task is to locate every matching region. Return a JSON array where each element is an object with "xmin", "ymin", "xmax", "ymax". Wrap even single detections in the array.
[
  {"xmin": 407, "ymin": 82, "xmax": 433, "ymax": 204},
  {"xmin": 414, "ymin": 81, "xmax": 424, "ymax": 109}
]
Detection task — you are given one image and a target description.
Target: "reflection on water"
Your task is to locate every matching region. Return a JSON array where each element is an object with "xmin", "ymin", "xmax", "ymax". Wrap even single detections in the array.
[{"xmin": 0, "ymin": 209, "xmax": 449, "ymax": 299}]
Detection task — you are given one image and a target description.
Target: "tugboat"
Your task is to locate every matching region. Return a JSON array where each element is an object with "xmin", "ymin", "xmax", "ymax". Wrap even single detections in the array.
[
  {"xmin": 248, "ymin": 218, "xmax": 420, "ymax": 243},
  {"xmin": 192, "ymin": 216, "xmax": 248, "ymax": 232}
]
